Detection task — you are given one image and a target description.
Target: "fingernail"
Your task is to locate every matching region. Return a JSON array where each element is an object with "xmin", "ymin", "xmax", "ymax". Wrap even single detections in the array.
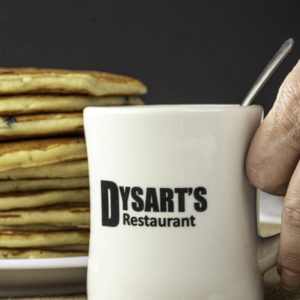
[{"xmin": 281, "ymin": 268, "xmax": 300, "ymax": 290}]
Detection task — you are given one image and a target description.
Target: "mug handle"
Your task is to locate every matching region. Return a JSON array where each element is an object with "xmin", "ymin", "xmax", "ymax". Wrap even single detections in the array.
[
  {"xmin": 258, "ymin": 233, "xmax": 280, "ymax": 273},
  {"xmin": 257, "ymin": 190, "xmax": 281, "ymax": 273}
]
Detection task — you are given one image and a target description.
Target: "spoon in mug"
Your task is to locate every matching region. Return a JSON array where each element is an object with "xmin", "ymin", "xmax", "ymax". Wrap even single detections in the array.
[{"xmin": 241, "ymin": 38, "xmax": 294, "ymax": 106}]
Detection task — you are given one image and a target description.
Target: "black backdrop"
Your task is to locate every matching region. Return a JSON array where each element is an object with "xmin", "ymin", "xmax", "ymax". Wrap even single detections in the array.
[{"xmin": 0, "ymin": 0, "xmax": 299, "ymax": 113}]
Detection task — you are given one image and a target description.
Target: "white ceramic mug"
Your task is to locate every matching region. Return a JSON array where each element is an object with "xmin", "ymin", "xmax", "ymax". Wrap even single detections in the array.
[{"xmin": 84, "ymin": 104, "xmax": 279, "ymax": 300}]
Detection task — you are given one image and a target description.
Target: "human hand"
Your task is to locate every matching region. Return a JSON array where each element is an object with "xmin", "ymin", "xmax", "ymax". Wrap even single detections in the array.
[{"xmin": 246, "ymin": 60, "xmax": 300, "ymax": 289}]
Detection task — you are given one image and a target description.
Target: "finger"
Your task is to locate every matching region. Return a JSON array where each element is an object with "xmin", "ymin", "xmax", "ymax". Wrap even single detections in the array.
[
  {"xmin": 278, "ymin": 160, "xmax": 300, "ymax": 288},
  {"xmin": 246, "ymin": 60, "xmax": 300, "ymax": 195}
]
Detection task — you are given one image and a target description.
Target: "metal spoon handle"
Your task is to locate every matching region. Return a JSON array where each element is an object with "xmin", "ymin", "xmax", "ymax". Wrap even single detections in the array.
[{"xmin": 241, "ymin": 38, "xmax": 294, "ymax": 106}]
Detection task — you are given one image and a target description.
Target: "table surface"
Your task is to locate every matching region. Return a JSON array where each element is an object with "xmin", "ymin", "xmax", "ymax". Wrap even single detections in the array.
[{"xmin": 3, "ymin": 223, "xmax": 300, "ymax": 300}]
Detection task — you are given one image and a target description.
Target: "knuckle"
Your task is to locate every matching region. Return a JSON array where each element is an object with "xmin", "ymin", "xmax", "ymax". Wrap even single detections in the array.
[
  {"xmin": 273, "ymin": 97, "xmax": 297, "ymax": 132},
  {"xmin": 273, "ymin": 82, "xmax": 300, "ymax": 146},
  {"xmin": 272, "ymin": 62, "xmax": 300, "ymax": 134},
  {"xmin": 278, "ymin": 81, "xmax": 300, "ymax": 105}
]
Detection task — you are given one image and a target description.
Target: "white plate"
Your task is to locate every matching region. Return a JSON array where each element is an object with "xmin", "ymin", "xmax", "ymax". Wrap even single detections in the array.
[{"xmin": 0, "ymin": 256, "xmax": 87, "ymax": 297}]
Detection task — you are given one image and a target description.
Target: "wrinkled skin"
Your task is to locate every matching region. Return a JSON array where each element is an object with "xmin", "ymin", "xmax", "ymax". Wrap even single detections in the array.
[{"xmin": 246, "ymin": 60, "xmax": 300, "ymax": 289}]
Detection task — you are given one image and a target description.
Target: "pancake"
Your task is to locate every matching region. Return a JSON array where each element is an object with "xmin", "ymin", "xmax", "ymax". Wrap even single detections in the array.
[
  {"xmin": 0, "ymin": 224, "xmax": 89, "ymax": 231},
  {"xmin": 0, "ymin": 160, "xmax": 88, "ymax": 180},
  {"xmin": 0, "ymin": 113, "xmax": 84, "ymax": 140},
  {"xmin": 0, "ymin": 95, "xmax": 143, "ymax": 115},
  {"xmin": 0, "ymin": 177, "xmax": 89, "ymax": 193},
  {"xmin": 0, "ymin": 230, "xmax": 89, "ymax": 247},
  {"xmin": 39, "ymin": 244, "xmax": 89, "ymax": 252},
  {"xmin": 0, "ymin": 189, "xmax": 89, "ymax": 210},
  {"xmin": 0, "ymin": 248, "xmax": 87, "ymax": 259},
  {"xmin": 0, "ymin": 68, "xmax": 147, "ymax": 96},
  {"xmin": 0, "ymin": 137, "xmax": 86, "ymax": 172},
  {"xmin": 0, "ymin": 203, "xmax": 89, "ymax": 226}
]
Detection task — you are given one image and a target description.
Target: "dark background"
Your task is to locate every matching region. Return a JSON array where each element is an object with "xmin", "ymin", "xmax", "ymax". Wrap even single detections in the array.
[{"xmin": 0, "ymin": 0, "xmax": 299, "ymax": 113}]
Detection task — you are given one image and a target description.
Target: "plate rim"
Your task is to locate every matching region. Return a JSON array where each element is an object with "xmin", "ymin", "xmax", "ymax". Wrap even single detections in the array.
[{"xmin": 0, "ymin": 255, "xmax": 88, "ymax": 270}]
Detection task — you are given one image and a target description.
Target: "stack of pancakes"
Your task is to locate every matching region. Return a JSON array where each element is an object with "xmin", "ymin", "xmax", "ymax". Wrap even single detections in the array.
[{"xmin": 0, "ymin": 68, "xmax": 146, "ymax": 259}]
